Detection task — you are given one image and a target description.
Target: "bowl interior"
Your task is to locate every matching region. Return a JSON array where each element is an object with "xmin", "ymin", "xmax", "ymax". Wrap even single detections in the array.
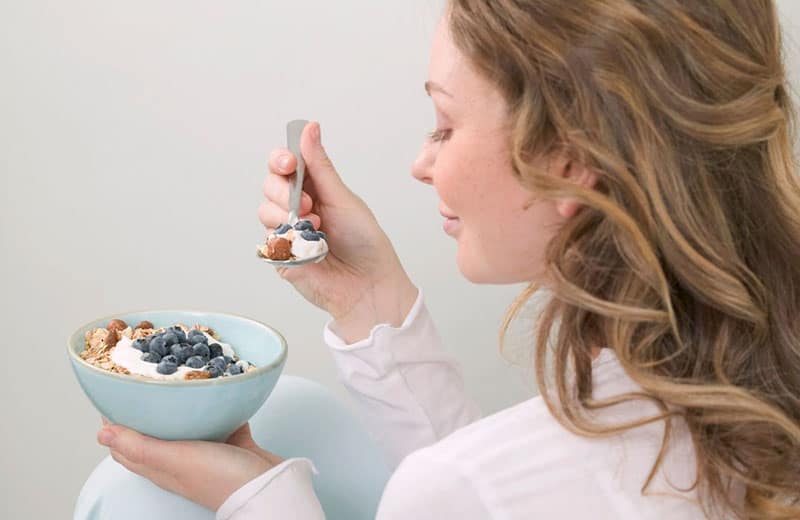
[{"xmin": 68, "ymin": 310, "xmax": 287, "ymax": 382}]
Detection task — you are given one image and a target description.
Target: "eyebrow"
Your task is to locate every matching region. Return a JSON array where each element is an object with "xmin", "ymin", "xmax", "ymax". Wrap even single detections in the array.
[{"xmin": 424, "ymin": 80, "xmax": 453, "ymax": 97}]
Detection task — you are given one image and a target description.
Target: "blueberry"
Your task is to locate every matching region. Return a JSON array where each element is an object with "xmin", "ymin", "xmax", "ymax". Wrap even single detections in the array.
[
  {"xmin": 209, "ymin": 356, "xmax": 227, "ymax": 371},
  {"xmin": 132, "ymin": 338, "xmax": 149, "ymax": 352},
  {"xmin": 236, "ymin": 360, "xmax": 250, "ymax": 371},
  {"xmin": 180, "ymin": 345, "xmax": 194, "ymax": 363},
  {"xmin": 209, "ymin": 343, "xmax": 223, "ymax": 359},
  {"xmin": 157, "ymin": 357, "xmax": 178, "ymax": 375},
  {"xmin": 224, "ymin": 355, "xmax": 232, "ymax": 365},
  {"xmin": 163, "ymin": 332, "xmax": 179, "ymax": 346},
  {"xmin": 228, "ymin": 363, "xmax": 243, "ymax": 375},
  {"xmin": 161, "ymin": 354, "xmax": 178, "ymax": 364},
  {"xmin": 192, "ymin": 343, "xmax": 210, "ymax": 359},
  {"xmin": 300, "ymin": 229, "xmax": 321, "ymax": 241},
  {"xmin": 294, "ymin": 220, "xmax": 314, "ymax": 231},
  {"xmin": 185, "ymin": 355, "xmax": 206, "ymax": 369},
  {"xmin": 275, "ymin": 223, "xmax": 292, "ymax": 234},
  {"xmin": 141, "ymin": 351, "xmax": 162, "ymax": 363},
  {"xmin": 149, "ymin": 336, "xmax": 167, "ymax": 356},
  {"xmin": 188, "ymin": 330, "xmax": 208, "ymax": 344},
  {"xmin": 316, "ymin": 230, "xmax": 327, "ymax": 240},
  {"xmin": 171, "ymin": 344, "xmax": 192, "ymax": 364},
  {"xmin": 207, "ymin": 365, "xmax": 223, "ymax": 378},
  {"xmin": 169, "ymin": 326, "xmax": 187, "ymax": 342}
]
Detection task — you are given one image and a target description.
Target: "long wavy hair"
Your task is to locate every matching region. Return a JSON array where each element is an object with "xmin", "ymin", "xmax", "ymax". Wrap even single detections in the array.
[{"xmin": 448, "ymin": 1, "xmax": 800, "ymax": 518}]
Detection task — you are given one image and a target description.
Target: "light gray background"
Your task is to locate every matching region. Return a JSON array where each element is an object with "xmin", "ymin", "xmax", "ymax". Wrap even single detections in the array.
[{"xmin": 2, "ymin": 1, "xmax": 799, "ymax": 518}]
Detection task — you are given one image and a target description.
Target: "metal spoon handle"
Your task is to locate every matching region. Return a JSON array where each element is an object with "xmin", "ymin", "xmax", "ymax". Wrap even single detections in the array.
[{"xmin": 286, "ymin": 119, "xmax": 308, "ymax": 225}]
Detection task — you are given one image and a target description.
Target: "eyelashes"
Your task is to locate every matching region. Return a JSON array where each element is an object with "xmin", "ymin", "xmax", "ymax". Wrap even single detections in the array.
[{"xmin": 427, "ymin": 129, "xmax": 452, "ymax": 143}]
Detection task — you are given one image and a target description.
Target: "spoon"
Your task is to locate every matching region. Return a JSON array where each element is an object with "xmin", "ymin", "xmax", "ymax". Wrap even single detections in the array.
[{"xmin": 257, "ymin": 119, "xmax": 329, "ymax": 267}]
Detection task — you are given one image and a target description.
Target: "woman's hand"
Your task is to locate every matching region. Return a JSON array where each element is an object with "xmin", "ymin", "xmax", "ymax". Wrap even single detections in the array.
[
  {"xmin": 260, "ymin": 122, "xmax": 417, "ymax": 342},
  {"xmin": 97, "ymin": 421, "xmax": 280, "ymax": 512}
]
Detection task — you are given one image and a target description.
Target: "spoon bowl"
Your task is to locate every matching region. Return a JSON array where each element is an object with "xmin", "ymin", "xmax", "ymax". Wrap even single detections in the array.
[{"xmin": 256, "ymin": 246, "xmax": 328, "ymax": 267}]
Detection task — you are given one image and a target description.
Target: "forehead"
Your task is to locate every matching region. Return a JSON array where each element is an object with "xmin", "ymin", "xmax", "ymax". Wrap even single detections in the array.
[
  {"xmin": 428, "ymin": 17, "xmax": 505, "ymax": 113},
  {"xmin": 429, "ymin": 18, "xmax": 461, "ymax": 90}
]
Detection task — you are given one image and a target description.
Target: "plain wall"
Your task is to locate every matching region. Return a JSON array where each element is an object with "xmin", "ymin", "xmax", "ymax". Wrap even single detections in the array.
[{"xmin": 2, "ymin": 1, "xmax": 799, "ymax": 518}]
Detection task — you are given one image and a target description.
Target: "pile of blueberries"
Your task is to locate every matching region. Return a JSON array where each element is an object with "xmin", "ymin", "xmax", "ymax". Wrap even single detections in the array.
[
  {"xmin": 131, "ymin": 326, "xmax": 249, "ymax": 377},
  {"xmin": 275, "ymin": 220, "xmax": 327, "ymax": 241}
]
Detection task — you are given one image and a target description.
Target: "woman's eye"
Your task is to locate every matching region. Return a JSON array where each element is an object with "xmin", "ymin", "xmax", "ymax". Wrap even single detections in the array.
[{"xmin": 427, "ymin": 129, "xmax": 452, "ymax": 143}]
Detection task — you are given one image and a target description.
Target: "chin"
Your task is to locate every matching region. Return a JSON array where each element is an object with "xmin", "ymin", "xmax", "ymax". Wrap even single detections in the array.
[
  {"xmin": 456, "ymin": 249, "xmax": 537, "ymax": 284},
  {"xmin": 456, "ymin": 253, "xmax": 509, "ymax": 284}
]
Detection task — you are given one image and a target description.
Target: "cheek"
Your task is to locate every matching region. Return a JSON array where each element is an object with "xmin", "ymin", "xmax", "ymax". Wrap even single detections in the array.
[
  {"xmin": 430, "ymin": 153, "xmax": 467, "ymax": 209},
  {"xmin": 460, "ymin": 186, "xmax": 560, "ymax": 283},
  {"xmin": 428, "ymin": 133, "xmax": 560, "ymax": 282},
  {"xmin": 431, "ymin": 141, "xmax": 494, "ymax": 212}
]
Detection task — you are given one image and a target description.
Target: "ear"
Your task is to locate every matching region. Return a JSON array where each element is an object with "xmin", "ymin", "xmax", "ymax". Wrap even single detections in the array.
[{"xmin": 554, "ymin": 160, "xmax": 598, "ymax": 219}]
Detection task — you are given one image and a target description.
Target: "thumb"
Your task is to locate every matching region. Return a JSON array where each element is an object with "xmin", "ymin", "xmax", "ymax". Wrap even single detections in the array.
[
  {"xmin": 98, "ymin": 424, "xmax": 182, "ymax": 476},
  {"xmin": 300, "ymin": 121, "xmax": 351, "ymax": 202}
]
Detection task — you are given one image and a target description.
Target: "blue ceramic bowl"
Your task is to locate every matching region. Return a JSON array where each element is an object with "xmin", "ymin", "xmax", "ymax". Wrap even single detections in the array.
[{"xmin": 68, "ymin": 310, "xmax": 287, "ymax": 441}]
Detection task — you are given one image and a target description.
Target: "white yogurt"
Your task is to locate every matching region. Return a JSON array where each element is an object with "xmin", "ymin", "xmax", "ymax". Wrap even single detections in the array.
[
  {"xmin": 290, "ymin": 234, "xmax": 327, "ymax": 258},
  {"xmin": 274, "ymin": 227, "xmax": 328, "ymax": 260},
  {"xmin": 111, "ymin": 331, "xmax": 235, "ymax": 380}
]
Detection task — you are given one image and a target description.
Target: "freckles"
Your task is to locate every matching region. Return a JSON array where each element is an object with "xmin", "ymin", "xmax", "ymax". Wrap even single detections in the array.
[{"xmin": 521, "ymin": 196, "xmax": 536, "ymax": 211}]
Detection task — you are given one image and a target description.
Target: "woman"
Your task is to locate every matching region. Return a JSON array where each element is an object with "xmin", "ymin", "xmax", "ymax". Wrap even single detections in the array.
[{"xmin": 97, "ymin": 1, "xmax": 800, "ymax": 518}]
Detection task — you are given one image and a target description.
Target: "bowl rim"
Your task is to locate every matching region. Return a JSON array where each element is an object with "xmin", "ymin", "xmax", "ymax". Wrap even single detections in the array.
[{"xmin": 67, "ymin": 309, "xmax": 288, "ymax": 386}]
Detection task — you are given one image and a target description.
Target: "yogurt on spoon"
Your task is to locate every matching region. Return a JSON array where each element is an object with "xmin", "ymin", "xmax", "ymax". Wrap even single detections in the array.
[{"xmin": 257, "ymin": 219, "xmax": 328, "ymax": 263}]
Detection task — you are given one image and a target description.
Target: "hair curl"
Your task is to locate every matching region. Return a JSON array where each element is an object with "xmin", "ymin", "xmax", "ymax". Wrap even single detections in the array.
[{"xmin": 448, "ymin": 1, "xmax": 800, "ymax": 518}]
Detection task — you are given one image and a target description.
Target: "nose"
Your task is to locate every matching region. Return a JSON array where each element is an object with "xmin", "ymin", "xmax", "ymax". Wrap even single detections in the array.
[{"xmin": 411, "ymin": 142, "xmax": 434, "ymax": 185}]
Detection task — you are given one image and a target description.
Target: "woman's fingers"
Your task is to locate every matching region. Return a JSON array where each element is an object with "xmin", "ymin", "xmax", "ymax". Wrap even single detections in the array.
[
  {"xmin": 262, "ymin": 173, "xmax": 314, "ymax": 213},
  {"xmin": 98, "ymin": 425, "xmax": 184, "ymax": 484},
  {"xmin": 298, "ymin": 122, "xmax": 351, "ymax": 202},
  {"xmin": 97, "ymin": 424, "xmax": 274, "ymax": 512},
  {"xmin": 258, "ymin": 201, "xmax": 321, "ymax": 231},
  {"xmin": 225, "ymin": 423, "xmax": 257, "ymax": 449},
  {"xmin": 266, "ymin": 122, "xmax": 353, "ymax": 211},
  {"xmin": 109, "ymin": 445, "xmax": 179, "ymax": 494},
  {"xmin": 225, "ymin": 423, "xmax": 283, "ymax": 466},
  {"xmin": 99, "ymin": 425, "xmax": 182, "ymax": 471},
  {"xmin": 268, "ymin": 148, "xmax": 297, "ymax": 176}
]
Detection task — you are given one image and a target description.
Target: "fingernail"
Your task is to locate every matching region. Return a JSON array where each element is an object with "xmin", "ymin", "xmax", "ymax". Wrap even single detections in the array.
[
  {"xmin": 278, "ymin": 154, "xmax": 290, "ymax": 171},
  {"xmin": 311, "ymin": 123, "xmax": 321, "ymax": 144},
  {"xmin": 98, "ymin": 428, "xmax": 116, "ymax": 447}
]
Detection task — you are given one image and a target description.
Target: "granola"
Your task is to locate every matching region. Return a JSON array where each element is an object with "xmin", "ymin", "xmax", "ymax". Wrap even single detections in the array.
[{"xmin": 81, "ymin": 319, "xmax": 254, "ymax": 380}]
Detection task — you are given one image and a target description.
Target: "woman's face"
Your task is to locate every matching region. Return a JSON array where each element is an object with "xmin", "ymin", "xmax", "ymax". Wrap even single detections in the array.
[{"xmin": 412, "ymin": 19, "xmax": 570, "ymax": 284}]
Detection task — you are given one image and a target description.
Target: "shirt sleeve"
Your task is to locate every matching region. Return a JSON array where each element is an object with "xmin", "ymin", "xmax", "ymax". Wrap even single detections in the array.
[
  {"xmin": 216, "ymin": 448, "xmax": 492, "ymax": 520},
  {"xmin": 324, "ymin": 288, "xmax": 482, "ymax": 469},
  {"xmin": 215, "ymin": 458, "xmax": 324, "ymax": 520}
]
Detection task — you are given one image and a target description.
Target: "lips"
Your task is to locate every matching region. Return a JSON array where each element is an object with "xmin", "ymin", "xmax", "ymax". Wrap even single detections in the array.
[
  {"xmin": 440, "ymin": 206, "xmax": 460, "ymax": 235},
  {"xmin": 439, "ymin": 206, "xmax": 458, "ymax": 220}
]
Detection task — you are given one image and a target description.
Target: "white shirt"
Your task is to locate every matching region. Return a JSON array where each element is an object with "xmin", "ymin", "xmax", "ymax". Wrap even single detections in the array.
[{"xmin": 216, "ymin": 291, "xmax": 710, "ymax": 519}]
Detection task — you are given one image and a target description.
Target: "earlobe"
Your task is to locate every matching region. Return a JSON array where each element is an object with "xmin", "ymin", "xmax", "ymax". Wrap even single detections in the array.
[{"xmin": 555, "ymin": 197, "xmax": 581, "ymax": 218}]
